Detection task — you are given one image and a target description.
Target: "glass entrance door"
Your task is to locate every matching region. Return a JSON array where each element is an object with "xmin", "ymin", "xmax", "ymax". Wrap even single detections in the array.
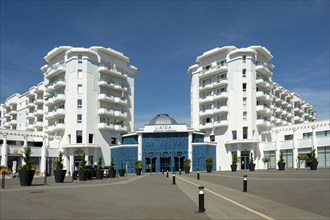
[
  {"xmin": 241, "ymin": 151, "xmax": 250, "ymax": 170},
  {"xmin": 160, "ymin": 157, "xmax": 171, "ymax": 172},
  {"xmin": 174, "ymin": 157, "xmax": 185, "ymax": 172},
  {"xmin": 146, "ymin": 158, "xmax": 156, "ymax": 173}
]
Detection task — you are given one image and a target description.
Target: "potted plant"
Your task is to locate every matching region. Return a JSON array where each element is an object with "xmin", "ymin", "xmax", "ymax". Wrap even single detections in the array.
[
  {"xmin": 231, "ymin": 154, "xmax": 238, "ymax": 172},
  {"xmin": 78, "ymin": 151, "xmax": 88, "ymax": 181},
  {"xmin": 109, "ymin": 157, "xmax": 116, "ymax": 178},
  {"xmin": 298, "ymin": 154, "xmax": 307, "ymax": 168},
  {"xmin": 183, "ymin": 159, "xmax": 191, "ymax": 174},
  {"xmin": 249, "ymin": 153, "xmax": 255, "ymax": 171},
  {"xmin": 119, "ymin": 161, "xmax": 126, "ymax": 177},
  {"xmin": 135, "ymin": 160, "xmax": 142, "ymax": 175},
  {"xmin": 54, "ymin": 151, "xmax": 67, "ymax": 183},
  {"xmin": 205, "ymin": 157, "xmax": 213, "ymax": 173},
  {"xmin": 95, "ymin": 157, "xmax": 103, "ymax": 179},
  {"xmin": 310, "ymin": 148, "xmax": 318, "ymax": 170},
  {"xmin": 277, "ymin": 151, "xmax": 285, "ymax": 171},
  {"xmin": 263, "ymin": 157, "xmax": 270, "ymax": 170},
  {"xmin": 18, "ymin": 145, "xmax": 35, "ymax": 186}
]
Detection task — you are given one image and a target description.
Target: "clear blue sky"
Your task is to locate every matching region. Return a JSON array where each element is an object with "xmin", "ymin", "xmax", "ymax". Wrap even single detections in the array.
[{"xmin": 1, "ymin": 1, "xmax": 329, "ymax": 130}]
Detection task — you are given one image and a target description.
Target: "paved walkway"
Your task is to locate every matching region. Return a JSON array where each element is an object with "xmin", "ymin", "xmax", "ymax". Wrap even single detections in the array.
[{"xmin": 1, "ymin": 169, "xmax": 329, "ymax": 219}]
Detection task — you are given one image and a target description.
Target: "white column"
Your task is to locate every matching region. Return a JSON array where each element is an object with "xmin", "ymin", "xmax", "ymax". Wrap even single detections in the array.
[
  {"xmin": 94, "ymin": 148, "xmax": 99, "ymax": 166},
  {"xmin": 22, "ymin": 135, "xmax": 28, "ymax": 166},
  {"xmin": 138, "ymin": 133, "xmax": 142, "ymax": 161},
  {"xmin": 292, "ymin": 128, "xmax": 298, "ymax": 169},
  {"xmin": 1, "ymin": 134, "xmax": 8, "ymax": 166},
  {"xmin": 188, "ymin": 132, "xmax": 193, "ymax": 172},
  {"xmin": 275, "ymin": 130, "xmax": 280, "ymax": 166},
  {"xmin": 40, "ymin": 136, "xmax": 47, "ymax": 175},
  {"xmin": 312, "ymin": 125, "xmax": 318, "ymax": 157},
  {"xmin": 237, "ymin": 149, "xmax": 241, "ymax": 171},
  {"xmin": 69, "ymin": 150, "xmax": 74, "ymax": 175}
]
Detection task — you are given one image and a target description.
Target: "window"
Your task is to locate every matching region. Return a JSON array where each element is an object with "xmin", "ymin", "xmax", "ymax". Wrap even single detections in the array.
[
  {"xmin": 111, "ymin": 137, "xmax": 117, "ymax": 145},
  {"xmin": 206, "ymin": 118, "xmax": 211, "ymax": 123},
  {"xmin": 78, "ymin": 69, "xmax": 83, "ymax": 78},
  {"xmin": 243, "ymin": 127, "xmax": 248, "ymax": 139},
  {"xmin": 89, "ymin": 134, "xmax": 94, "ymax": 143},
  {"xmin": 232, "ymin": 130, "xmax": 237, "ymax": 140},
  {"xmin": 242, "ymin": 69, "xmax": 246, "ymax": 77},
  {"xmin": 210, "ymin": 135, "xmax": 215, "ymax": 142},
  {"xmin": 303, "ymin": 132, "xmax": 312, "ymax": 139},
  {"xmin": 78, "ymin": 55, "xmax": 82, "ymax": 63},
  {"xmin": 242, "ymin": 83, "xmax": 247, "ymax": 92},
  {"xmin": 284, "ymin": 134, "xmax": 293, "ymax": 140},
  {"xmin": 217, "ymin": 114, "xmax": 227, "ymax": 121},
  {"xmin": 77, "ymin": 84, "xmax": 82, "ymax": 94},
  {"xmin": 76, "ymin": 130, "xmax": 82, "ymax": 143},
  {"xmin": 77, "ymin": 99, "xmax": 82, "ymax": 108},
  {"xmin": 77, "ymin": 114, "xmax": 82, "ymax": 123},
  {"xmin": 68, "ymin": 134, "xmax": 71, "ymax": 144},
  {"xmin": 242, "ymin": 55, "xmax": 246, "ymax": 62},
  {"xmin": 243, "ymin": 97, "xmax": 247, "ymax": 108},
  {"xmin": 243, "ymin": 111, "xmax": 247, "ymax": 120}
]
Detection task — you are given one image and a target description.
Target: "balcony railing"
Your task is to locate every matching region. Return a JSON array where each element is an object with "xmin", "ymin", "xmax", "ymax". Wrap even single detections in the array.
[
  {"xmin": 99, "ymin": 65, "xmax": 127, "ymax": 79},
  {"xmin": 45, "ymin": 64, "xmax": 66, "ymax": 79},
  {"xmin": 199, "ymin": 64, "xmax": 228, "ymax": 79}
]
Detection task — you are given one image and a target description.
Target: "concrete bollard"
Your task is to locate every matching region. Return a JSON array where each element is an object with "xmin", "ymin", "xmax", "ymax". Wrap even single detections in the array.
[
  {"xmin": 2, "ymin": 173, "xmax": 5, "ymax": 189},
  {"xmin": 197, "ymin": 171, "xmax": 200, "ymax": 180},
  {"xmin": 199, "ymin": 186, "xmax": 205, "ymax": 212},
  {"xmin": 243, "ymin": 175, "xmax": 247, "ymax": 192},
  {"xmin": 173, "ymin": 174, "xmax": 176, "ymax": 185}
]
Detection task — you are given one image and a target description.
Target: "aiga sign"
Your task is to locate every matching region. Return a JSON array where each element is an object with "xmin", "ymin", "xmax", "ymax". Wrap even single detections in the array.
[{"xmin": 154, "ymin": 125, "xmax": 177, "ymax": 132}]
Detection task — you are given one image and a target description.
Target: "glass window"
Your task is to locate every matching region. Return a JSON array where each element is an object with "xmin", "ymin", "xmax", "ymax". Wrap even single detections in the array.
[
  {"xmin": 77, "ymin": 99, "xmax": 82, "ymax": 108},
  {"xmin": 232, "ymin": 130, "xmax": 237, "ymax": 140},
  {"xmin": 243, "ymin": 127, "xmax": 248, "ymax": 139},
  {"xmin": 242, "ymin": 69, "xmax": 246, "ymax": 77},
  {"xmin": 243, "ymin": 83, "xmax": 247, "ymax": 92},
  {"xmin": 78, "ymin": 69, "xmax": 83, "ymax": 78},
  {"xmin": 77, "ymin": 114, "xmax": 82, "ymax": 123},
  {"xmin": 89, "ymin": 134, "xmax": 94, "ymax": 144},
  {"xmin": 303, "ymin": 132, "xmax": 312, "ymax": 139},
  {"xmin": 76, "ymin": 130, "xmax": 82, "ymax": 143},
  {"xmin": 77, "ymin": 84, "xmax": 82, "ymax": 94},
  {"xmin": 284, "ymin": 134, "xmax": 293, "ymax": 140}
]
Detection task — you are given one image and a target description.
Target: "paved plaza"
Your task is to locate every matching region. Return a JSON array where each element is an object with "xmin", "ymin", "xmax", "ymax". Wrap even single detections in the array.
[{"xmin": 1, "ymin": 169, "xmax": 329, "ymax": 219}]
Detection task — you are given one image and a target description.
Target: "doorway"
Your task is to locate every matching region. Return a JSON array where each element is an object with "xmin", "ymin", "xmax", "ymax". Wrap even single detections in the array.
[
  {"xmin": 174, "ymin": 156, "xmax": 185, "ymax": 172},
  {"xmin": 241, "ymin": 151, "xmax": 250, "ymax": 170},
  {"xmin": 160, "ymin": 157, "xmax": 171, "ymax": 172},
  {"xmin": 146, "ymin": 158, "xmax": 156, "ymax": 173}
]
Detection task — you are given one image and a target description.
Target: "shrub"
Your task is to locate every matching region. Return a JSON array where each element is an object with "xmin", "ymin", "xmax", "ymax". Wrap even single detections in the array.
[
  {"xmin": 135, "ymin": 160, "xmax": 142, "ymax": 169},
  {"xmin": 232, "ymin": 154, "xmax": 238, "ymax": 165},
  {"xmin": 55, "ymin": 151, "xmax": 64, "ymax": 171},
  {"xmin": 205, "ymin": 157, "xmax": 213, "ymax": 167},
  {"xmin": 184, "ymin": 159, "xmax": 191, "ymax": 167},
  {"xmin": 79, "ymin": 151, "xmax": 87, "ymax": 170},
  {"xmin": 97, "ymin": 157, "xmax": 102, "ymax": 170},
  {"xmin": 20, "ymin": 145, "xmax": 34, "ymax": 171}
]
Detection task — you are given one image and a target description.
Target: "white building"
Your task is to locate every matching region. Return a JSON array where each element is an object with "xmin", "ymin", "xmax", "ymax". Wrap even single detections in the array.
[
  {"xmin": 1, "ymin": 46, "xmax": 137, "ymax": 175},
  {"xmin": 188, "ymin": 46, "xmax": 328, "ymax": 170}
]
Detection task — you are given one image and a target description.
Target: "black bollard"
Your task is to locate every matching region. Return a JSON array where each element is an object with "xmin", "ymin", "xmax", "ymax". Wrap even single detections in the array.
[
  {"xmin": 44, "ymin": 172, "xmax": 47, "ymax": 185},
  {"xmin": 173, "ymin": 174, "xmax": 176, "ymax": 185},
  {"xmin": 179, "ymin": 169, "xmax": 181, "ymax": 175},
  {"xmin": 166, "ymin": 170, "xmax": 169, "ymax": 178},
  {"xmin": 197, "ymin": 171, "xmax": 200, "ymax": 180},
  {"xmin": 199, "ymin": 186, "xmax": 205, "ymax": 212},
  {"xmin": 243, "ymin": 175, "xmax": 247, "ymax": 192},
  {"xmin": 162, "ymin": 169, "xmax": 164, "ymax": 175},
  {"xmin": 2, "ymin": 173, "xmax": 5, "ymax": 189}
]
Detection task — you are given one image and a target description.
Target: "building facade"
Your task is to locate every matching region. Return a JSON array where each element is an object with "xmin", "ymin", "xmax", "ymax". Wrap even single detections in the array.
[
  {"xmin": 188, "ymin": 46, "xmax": 328, "ymax": 171},
  {"xmin": 1, "ymin": 46, "xmax": 137, "ymax": 175}
]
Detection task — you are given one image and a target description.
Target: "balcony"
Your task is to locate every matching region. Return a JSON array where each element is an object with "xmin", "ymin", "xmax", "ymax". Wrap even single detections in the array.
[
  {"xmin": 199, "ymin": 84, "xmax": 214, "ymax": 91},
  {"xmin": 44, "ymin": 111, "xmax": 54, "ymax": 119},
  {"xmin": 287, "ymin": 113, "xmax": 293, "ymax": 118},
  {"xmin": 256, "ymin": 77, "xmax": 271, "ymax": 89},
  {"xmin": 99, "ymin": 66, "xmax": 127, "ymax": 79},
  {"xmin": 199, "ymin": 64, "xmax": 228, "ymax": 79},
  {"xmin": 256, "ymin": 91, "xmax": 271, "ymax": 102},
  {"xmin": 35, "ymin": 98, "xmax": 44, "ymax": 104},
  {"xmin": 53, "ymin": 108, "xmax": 65, "ymax": 117},
  {"xmin": 275, "ymin": 118, "xmax": 283, "ymax": 125},
  {"xmin": 27, "ymin": 101, "xmax": 35, "ymax": 108},
  {"xmin": 199, "ymin": 96, "xmax": 214, "ymax": 104},
  {"xmin": 9, "ymin": 110, "xmax": 17, "ymax": 115},
  {"xmin": 34, "ymin": 121, "xmax": 44, "ymax": 128},
  {"xmin": 214, "ymin": 79, "xmax": 228, "ymax": 87},
  {"xmin": 214, "ymin": 120, "xmax": 229, "ymax": 128},
  {"xmin": 26, "ymin": 112, "xmax": 35, "ymax": 119},
  {"xmin": 114, "ymin": 97, "xmax": 127, "ymax": 105},
  {"xmin": 214, "ymin": 106, "xmax": 229, "ymax": 114},
  {"xmin": 45, "ymin": 126, "xmax": 54, "ymax": 133},
  {"xmin": 53, "ymin": 123, "xmax": 65, "ymax": 132},
  {"xmin": 98, "ymin": 94, "xmax": 115, "ymax": 103},
  {"xmin": 256, "ymin": 63, "xmax": 272, "ymax": 77},
  {"xmin": 45, "ymin": 85, "xmax": 55, "ymax": 93},
  {"xmin": 45, "ymin": 64, "xmax": 66, "ymax": 79},
  {"xmin": 3, "ymin": 112, "xmax": 10, "ymax": 118},
  {"xmin": 114, "ymin": 124, "xmax": 127, "ymax": 132},
  {"xmin": 54, "ymin": 79, "xmax": 65, "ymax": 89},
  {"xmin": 256, "ymin": 119, "xmax": 271, "ymax": 127},
  {"xmin": 98, "ymin": 122, "xmax": 114, "ymax": 130},
  {"xmin": 200, "ymin": 123, "xmax": 213, "ymax": 130},
  {"xmin": 114, "ymin": 111, "xmax": 127, "ymax": 119},
  {"xmin": 200, "ymin": 109, "xmax": 213, "ymax": 117},
  {"xmin": 9, "ymin": 120, "xmax": 17, "ymax": 125},
  {"xmin": 45, "ymin": 98, "xmax": 54, "ymax": 107},
  {"xmin": 34, "ymin": 109, "xmax": 44, "ymax": 116},
  {"xmin": 26, "ymin": 124, "xmax": 34, "ymax": 131},
  {"xmin": 213, "ymin": 92, "xmax": 228, "ymax": 101},
  {"xmin": 281, "ymin": 100, "xmax": 288, "ymax": 106},
  {"xmin": 99, "ymin": 80, "xmax": 127, "ymax": 92},
  {"xmin": 281, "ymin": 110, "xmax": 288, "ymax": 116},
  {"xmin": 287, "ymin": 103, "xmax": 293, "ymax": 109},
  {"xmin": 53, "ymin": 94, "xmax": 66, "ymax": 103},
  {"xmin": 98, "ymin": 108, "xmax": 114, "ymax": 116},
  {"xmin": 256, "ymin": 105, "xmax": 270, "ymax": 114}
]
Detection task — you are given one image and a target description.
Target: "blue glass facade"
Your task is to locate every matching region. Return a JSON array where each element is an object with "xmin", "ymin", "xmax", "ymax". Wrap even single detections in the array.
[
  {"xmin": 192, "ymin": 145, "xmax": 216, "ymax": 171},
  {"xmin": 111, "ymin": 147, "xmax": 138, "ymax": 173},
  {"xmin": 122, "ymin": 135, "xmax": 138, "ymax": 145}
]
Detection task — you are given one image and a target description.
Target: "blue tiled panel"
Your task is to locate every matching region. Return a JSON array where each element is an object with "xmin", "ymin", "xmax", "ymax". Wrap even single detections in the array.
[
  {"xmin": 122, "ymin": 135, "xmax": 138, "ymax": 145},
  {"xmin": 192, "ymin": 133, "xmax": 204, "ymax": 143},
  {"xmin": 192, "ymin": 145, "xmax": 216, "ymax": 171},
  {"xmin": 142, "ymin": 133, "xmax": 189, "ymax": 172},
  {"xmin": 111, "ymin": 147, "xmax": 138, "ymax": 173}
]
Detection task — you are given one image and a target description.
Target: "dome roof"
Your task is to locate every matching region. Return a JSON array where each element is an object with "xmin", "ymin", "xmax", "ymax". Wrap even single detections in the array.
[{"xmin": 148, "ymin": 114, "xmax": 178, "ymax": 125}]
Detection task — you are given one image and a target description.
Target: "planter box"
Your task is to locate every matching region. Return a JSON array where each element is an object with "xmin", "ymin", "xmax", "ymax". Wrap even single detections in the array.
[
  {"xmin": 136, "ymin": 168, "xmax": 142, "ymax": 175},
  {"xmin": 119, "ymin": 169, "xmax": 125, "ymax": 177},
  {"xmin": 78, "ymin": 170, "xmax": 88, "ymax": 181},
  {"xmin": 249, "ymin": 164, "xmax": 255, "ymax": 171},
  {"xmin": 19, "ymin": 170, "xmax": 35, "ymax": 186},
  {"xmin": 278, "ymin": 162, "xmax": 286, "ymax": 171},
  {"xmin": 54, "ymin": 170, "xmax": 67, "ymax": 183},
  {"xmin": 184, "ymin": 167, "xmax": 190, "ymax": 174},
  {"xmin": 109, "ymin": 169, "xmax": 116, "ymax": 178},
  {"xmin": 231, "ymin": 164, "xmax": 237, "ymax": 172},
  {"xmin": 206, "ymin": 166, "xmax": 212, "ymax": 173},
  {"xmin": 310, "ymin": 161, "xmax": 318, "ymax": 170},
  {"xmin": 95, "ymin": 170, "xmax": 103, "ymax": 179}
]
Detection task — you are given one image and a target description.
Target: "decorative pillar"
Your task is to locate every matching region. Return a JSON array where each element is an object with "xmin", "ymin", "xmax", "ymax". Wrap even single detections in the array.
[
  {"xmin": 22, "ymin": 134, "xmax": 28, "ymax": 166},
  {"xmin": 292, "ymin": 128, "xmax": 298, "ymax": 169},
  {"xmin": 275, "ymin": 130, "xmax": 280, "ymax": 166},
  {"xmin": 188, "ymin": 132, "xmax": 193, "ymax": 172},
  {"xmin": 312, "ymin": 125, "xmax": 318, "ymax": 157},
  {"xmin": 40, "ymin": 136, "xmax": 47, "ymax": 175},
  {"xmin": 138, "ymin": 133, "xmax": 142, "ymax": 161},
  {"xmin": 1, "ymin": 133, "xmax": 8, "ymax": 166},
  {"xmin": 69, "ymin": 150, "xmax": 74, "ymax": 175},
  {"xmin": 237, "ymin": 149, "xmax": 241, "ymax": 171}
]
